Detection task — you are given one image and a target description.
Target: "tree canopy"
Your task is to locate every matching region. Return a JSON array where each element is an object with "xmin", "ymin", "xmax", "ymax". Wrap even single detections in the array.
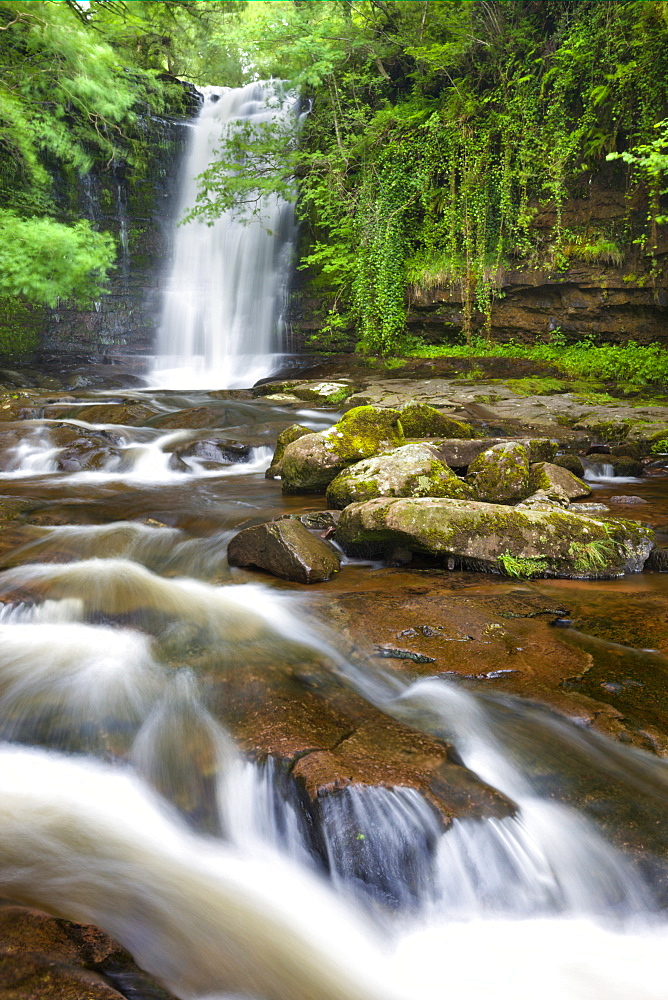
[{"xmin": 1, "ymin": 1, "xmax": 667, "ymax": 349}]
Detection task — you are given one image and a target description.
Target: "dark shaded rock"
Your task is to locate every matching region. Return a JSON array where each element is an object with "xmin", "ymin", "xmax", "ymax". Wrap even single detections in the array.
[
  {"xmin": 265, "ymin": 423, "xmax": 312, "ymax": 479},
  {"xmin": 645, "ymin": 548, "xmax": 668, "ymax": 571},
  {"xmin": 399, "ymin": 402, "xmax": 476, "ymax": 439},
  {"xmin": 334, "ymin": 496, "xmax": 654, "ymax": 578},
  {"xmin": 553, "ymin": 453, "xmax": 585, "ymax": 476},
  {"xmin": 326, "ymin": 443, "xmax": 473, "ymax": 509},
  {"xmin": 610, "ymin": 440, "xmax": 643, "ymax": 460},
  {"xmin": 227, "ymin": 519, "xmax": 341, "ymax": 583},
  {"xmin": 466, "ymin": 441, "xmax": 531, "ymax": 503}
]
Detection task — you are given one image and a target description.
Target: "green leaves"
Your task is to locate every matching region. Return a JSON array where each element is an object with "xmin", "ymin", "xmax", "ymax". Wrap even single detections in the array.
[{"xmin": 0, "ymin": 211, "xmax": 115, "ymax": 306}]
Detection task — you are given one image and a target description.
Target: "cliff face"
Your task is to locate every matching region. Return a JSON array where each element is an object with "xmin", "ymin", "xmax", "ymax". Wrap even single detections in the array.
[
  {"xmin": 42, "ymin": 111, "xmax": 192, "ymax": 359},
  {"xmin": 290, "ymin": 172, "xmax": 668, "ymax": 351},
  {"xmin": 0, "ymin": 85, "xmax": 198, "ymax": 363}
]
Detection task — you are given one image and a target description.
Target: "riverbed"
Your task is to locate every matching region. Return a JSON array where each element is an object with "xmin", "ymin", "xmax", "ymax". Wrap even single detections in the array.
[{"xmin": 0, "ymin": 367, "xmax": 667, "ymax": 1000}]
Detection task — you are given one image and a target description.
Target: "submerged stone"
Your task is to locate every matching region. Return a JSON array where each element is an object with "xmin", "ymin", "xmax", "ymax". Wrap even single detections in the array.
[
  {"xmin": 325, "ymin": 443, "xmax": 473, "ymax": 509},
  {"xmin": 227, "ymin": 519, "xmax": 341, "ymax": 584},
  {"xmin": 466, "ymin": 441, "xmax": 531, "ymax": 503},
  {"xmin": 334, "ymin": 496, "xmax": 654, "ymax": 578},
  {"xmin": 280, "ymin": 405, "xmax": 404, "ymax": 493}
]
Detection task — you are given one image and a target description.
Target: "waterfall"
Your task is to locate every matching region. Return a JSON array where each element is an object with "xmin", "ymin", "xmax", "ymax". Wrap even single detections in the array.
[{"xmin": 151, "ymin": 82, "xmax": 297, "ymax": 390}]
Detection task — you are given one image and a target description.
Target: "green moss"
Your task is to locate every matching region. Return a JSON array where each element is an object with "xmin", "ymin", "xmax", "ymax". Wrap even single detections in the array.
[
  {"xmin": 504, "ymin": 378, "xmax": 568, "ymax": 397},
  {"xmin": 553, "ymin": 453, "xmax": 585, "ymax": 476},
  {"xmin": 467, "ymin": 442, "xmax": 530, "ymax": 503},
  {"xmin": 399, "ymin": 402, "xmax": 476, "ymax": 439},
  {"xmin": 332, "ymin": 405, "xmax": 405, "ymax": 457}
]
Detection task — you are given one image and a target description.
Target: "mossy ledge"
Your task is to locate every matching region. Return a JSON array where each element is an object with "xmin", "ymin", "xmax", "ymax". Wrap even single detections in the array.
[{"xmin": 333, "ymin": 497, "xmax": 654, "ymax": 579}]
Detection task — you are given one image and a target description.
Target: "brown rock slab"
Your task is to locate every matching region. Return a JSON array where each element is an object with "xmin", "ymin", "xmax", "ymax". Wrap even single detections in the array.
[
  {"xmin": 227, "ymin": 519, "xmax": 341, "ymax": 583},
  {"xmin": 0, "ymin": 904, "xmax": 177, "ymax": 1000}
]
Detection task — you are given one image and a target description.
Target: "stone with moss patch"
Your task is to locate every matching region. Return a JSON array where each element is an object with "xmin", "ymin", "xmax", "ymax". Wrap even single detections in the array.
[
  {"xmin": 529, "ymin": 462, "xmax": 591, "ymax": 500},
  {"xmin": 265, "ymin": 424, "xmax": 312, "ymax": 480},
  {"xmin": 466, "ymin": 442, "xmax": 531, "ymax": 503},
  {"xmin": 326, "ymin": 443, "xmax": 473, "ymax": 509},
  {"xmin": 553, "ymin": 453, "xmax": 585, "ymax": 476},
  {"xmin": 280, "ymin": 406, "xmax": 404, "ymax": 494},
  {"xmin": 334, "ymin": 497, "xmax": 654, "ymax": 579},
  {"xmin": 400, "ymin": 402, "xmax": 476, "ymax": 439}
]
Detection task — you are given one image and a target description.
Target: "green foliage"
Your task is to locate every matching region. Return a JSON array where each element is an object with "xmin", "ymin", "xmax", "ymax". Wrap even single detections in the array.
[
  {"xmin": 0, "ymin": 211, "xmax": 115, "ymax": 306},
  {"xmin": 498, "ymin": 551, "xmax": 548, "ymax": 579},
  {"xmin": 569, "ymin": 536, "xmax": 618, "ymax": 575},
  {"xmin": 408, "ymin": 336, "xmax": 668, "ymax": 386}
]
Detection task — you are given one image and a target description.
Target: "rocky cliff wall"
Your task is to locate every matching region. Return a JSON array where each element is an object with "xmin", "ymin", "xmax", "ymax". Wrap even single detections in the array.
[{"xmin": 289, "ymin": 171, "xmax": 668, "ymax": 351}]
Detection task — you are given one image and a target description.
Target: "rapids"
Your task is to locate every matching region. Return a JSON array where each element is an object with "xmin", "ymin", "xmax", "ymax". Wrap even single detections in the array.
[{"xmin": 0, "ymin": 83, "xmax": 666, "ymax": 1000}]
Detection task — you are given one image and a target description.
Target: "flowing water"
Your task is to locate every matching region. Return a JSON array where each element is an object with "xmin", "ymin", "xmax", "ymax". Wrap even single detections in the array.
[
  {"xmin": 152, "ymin": 83, "xmax": 297, "ymax": 390},
  {"xmin": 1, "ymin": 84, "xmax": 667, "ymax": 1000}
]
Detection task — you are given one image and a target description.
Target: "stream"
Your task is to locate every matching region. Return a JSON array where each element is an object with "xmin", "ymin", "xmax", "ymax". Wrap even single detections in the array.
[
  {"xmin": 0, "ymin": 379, "xmax": 666, "ymax": 1000},
  {"xmin": 1, "ymin": 82, "xmax": 667, "ymax": 1000}
]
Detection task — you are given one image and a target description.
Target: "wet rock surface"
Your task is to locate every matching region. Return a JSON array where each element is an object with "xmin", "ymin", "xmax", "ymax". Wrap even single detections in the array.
[
  {"xmin": 0, "ymin": 360, "xmax": 668, "ymax": 987},
  {"xmin": 0, "ymin": 904, "xmax": 177, "ymax": 1000},
  {"xmin": 227, "ymin": 518, "xmax": 341, "ymax": 583}
]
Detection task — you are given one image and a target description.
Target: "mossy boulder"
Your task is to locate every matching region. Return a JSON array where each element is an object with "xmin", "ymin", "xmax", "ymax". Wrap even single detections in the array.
[
  {"xmin": 265, "ymin": 423, "xmax": 312, "ymax": 479},
  {"xmin": 553, "ymin": 453, "xmax": 585, "ymax": 477},
  {"xmin": 325, "ymin": 444, "xmax": 473, "ymax": 509},
  {"xmin": 334, "ymin": 497, "xmax": 654, "ymax": 579},
  {"xmin": 227, "ymin": 519, "xmax": 341, "ymax": 583},
  {"xmin": 529, "ymin": 462, "xmax": 591, "ymax": 500},
  {"xmin": 466, "ymin": 442, "xmax": 531, "ymax": 503},
  {"xmin": 400, "ymin": 402, "xmax": 475, "ymax": 439},
  {"xmin": 429, "ymin": 436, "xmax": 554, "ymax": 470},
  {"xmin": 280, "ymin": 406, "xmax": 404, "ymax": 494},
  {"xmin": 525, "ymin": 438, "xmax": 559, "ymax": 463}
]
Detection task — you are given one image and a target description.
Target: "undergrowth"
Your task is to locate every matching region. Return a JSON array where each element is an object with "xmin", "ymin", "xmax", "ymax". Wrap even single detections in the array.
[{"xmin": 407, "ymin": 336, "xmax": 668, "ymax": 385}]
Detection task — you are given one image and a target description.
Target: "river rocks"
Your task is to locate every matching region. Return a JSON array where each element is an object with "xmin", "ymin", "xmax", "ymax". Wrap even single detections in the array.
[
  {"xmin": 529, "ymin": 462, "xmax": 591, "ymax": 499},
  {"xmin": 399, "ymin": 402, "xmax": 475, "ymax": 439},
  {"xmin": 553, "ymin": 453, "xmax": 585, "ymax": 476},
  {"xmin": 325, "ymin": 443, "xmax": 473, "ymax": 509},
  {"xmin": 0, "ymin": 904, "xmax": 178, "ymax": 1000},
  {"xmin": 466, "ymin": 441, "xmax": 531, "ymax": 503},
  {"xmin": 265, "ymin": 423, "xmax": 312, "ymax": 479},
  {"xmin": 280, "ymin": 405, "xmax": 404, "ymax": 493},
  {"xmin": 169, "ymin": 437, "xmax": 251, "ymax": 470},
  {"xmin": 426, "ymin": 436, "xmax": 556, "ymax": 470},
  {"xmin": 334, "ymin": 497, "xmax": 654, "ymax": 578},
  {"xmin": 227, "ymin": 519, "xmax": 341, "ymax": 583}
]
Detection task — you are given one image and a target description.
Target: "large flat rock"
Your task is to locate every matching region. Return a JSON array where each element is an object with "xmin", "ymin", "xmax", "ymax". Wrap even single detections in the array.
[{"xmin": 334, "ymin": 497, "xmax": 654, "ymax": 578}]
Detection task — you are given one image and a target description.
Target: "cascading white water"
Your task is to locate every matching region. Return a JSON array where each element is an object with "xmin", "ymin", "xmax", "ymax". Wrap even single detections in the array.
[{"xmin": 151, "ymin": 82, "xmax": 297, "ymax": 389}]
